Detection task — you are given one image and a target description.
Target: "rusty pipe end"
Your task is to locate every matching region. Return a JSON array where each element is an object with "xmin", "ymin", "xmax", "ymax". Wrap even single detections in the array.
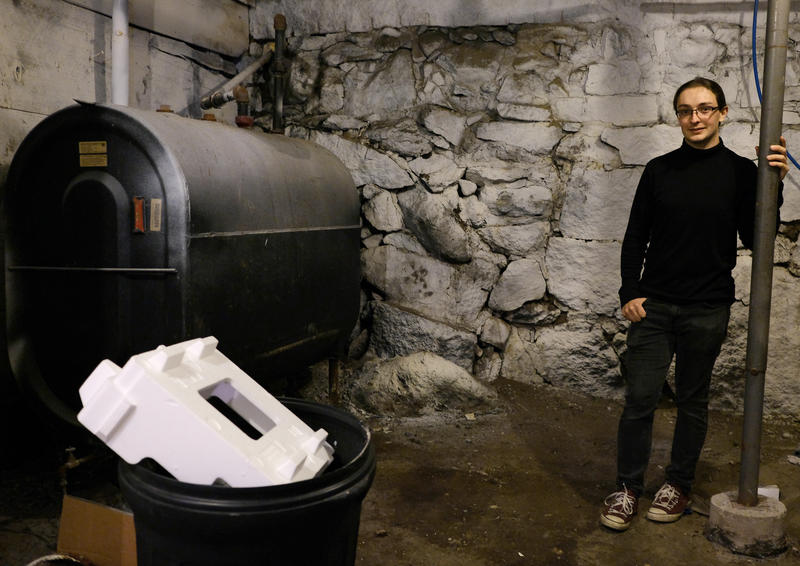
[
  {"xmin": 233, "ymin": 85, "xmax": 249, "ymax": 103},
  {"xmin": 235, "ymin": 115, "xmax": 254, "ymax": 129}
]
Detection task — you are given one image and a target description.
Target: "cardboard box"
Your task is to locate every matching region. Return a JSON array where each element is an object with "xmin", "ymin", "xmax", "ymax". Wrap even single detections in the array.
[{"xmin": 57, "ymin": 495, "xmax": 137, "ymax": 566}]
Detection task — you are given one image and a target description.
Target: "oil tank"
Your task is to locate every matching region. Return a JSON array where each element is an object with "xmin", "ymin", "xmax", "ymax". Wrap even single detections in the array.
[{"xmin": 4, "ymin": 102, "xmax": 361, "ymax": 423}]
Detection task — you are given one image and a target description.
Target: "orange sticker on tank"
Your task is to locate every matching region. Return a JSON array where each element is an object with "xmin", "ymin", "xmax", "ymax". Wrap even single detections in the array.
[{"xmin": 133, "ymin": 197, "xmax": 145, "ymax": 233}]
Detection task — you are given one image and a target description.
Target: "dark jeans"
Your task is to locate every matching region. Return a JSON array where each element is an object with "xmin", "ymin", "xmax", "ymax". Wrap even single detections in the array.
[{"xmin": 617, "ymin": 298, "xmax": 730, "ymax": 496}]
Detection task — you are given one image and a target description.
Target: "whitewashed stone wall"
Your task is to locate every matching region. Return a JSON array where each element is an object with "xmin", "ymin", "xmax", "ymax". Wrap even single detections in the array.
[{"xmin": 251, "ymin": 0, "xmax": 800, "ymax": 415}]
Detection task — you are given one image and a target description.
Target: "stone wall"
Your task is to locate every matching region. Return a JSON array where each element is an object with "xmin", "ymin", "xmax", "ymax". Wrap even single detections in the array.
[{"xmin": 250, "ymin": 1, "xmax": 800, "ymax": 415}]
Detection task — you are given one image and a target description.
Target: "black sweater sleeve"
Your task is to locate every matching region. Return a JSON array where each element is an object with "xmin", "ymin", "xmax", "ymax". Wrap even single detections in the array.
[
  {"xmin": 618, "ymin": 165, "xmax": 654, "ymax": 307},
  {"xmin": 735, "ymin": 157, "xmax": 784, "ymax": 250}
]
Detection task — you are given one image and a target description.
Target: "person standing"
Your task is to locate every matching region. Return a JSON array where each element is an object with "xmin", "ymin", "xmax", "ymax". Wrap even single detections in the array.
[{"xmin": 600, "ymin": 77, "xmax": 789, "ymax": 531}]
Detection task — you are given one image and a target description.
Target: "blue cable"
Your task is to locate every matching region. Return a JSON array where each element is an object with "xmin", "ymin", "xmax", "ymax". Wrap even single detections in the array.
[{"xmin": 752, "ymin": 0, "xmax": 800, "ymax": 169}]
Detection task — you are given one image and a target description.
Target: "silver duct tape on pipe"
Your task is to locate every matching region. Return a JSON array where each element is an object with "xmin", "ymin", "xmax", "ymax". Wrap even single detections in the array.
[
  {"xmin": 738, "ymin": 0, "xmax": 790, "ymax": 507},
  {"xmin": 112, "ymin": 0, "xmax": 129, "ymax": 106}
]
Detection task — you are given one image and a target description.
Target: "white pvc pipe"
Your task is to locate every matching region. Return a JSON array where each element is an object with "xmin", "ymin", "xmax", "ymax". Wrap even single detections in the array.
[
  {"xmin": 111, "ymin": 0, "xmax": 129, "ymax": 106},
  {"xmin": 219, "ymin": 45, "xmax": 274, "ymax": 95},
  {"xmin": 199, "ymin": 45, "xmax": 273, "ymax": 110}
]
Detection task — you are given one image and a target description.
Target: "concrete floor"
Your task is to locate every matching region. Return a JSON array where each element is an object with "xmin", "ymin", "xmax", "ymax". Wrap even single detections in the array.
[{"xmin": 2, "ymin": 379, "xmax": 800, "ymax": 565}]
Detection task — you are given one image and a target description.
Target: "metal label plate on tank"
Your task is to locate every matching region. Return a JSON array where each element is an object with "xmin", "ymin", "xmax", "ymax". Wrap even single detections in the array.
[
  {"xmin": 78, "ymin": 140, "xmax": 108, "ymax": 168},
  {"xmin": 79, "ymin": 154, "xmax": 108, "ymax": 167},
  {"xmin": 150, "ymin": 199, "xmax": 163, "ymax": 232},
  {"xmin": 78, "ymin": 141, "xmax": 107, "ymax": 154}
]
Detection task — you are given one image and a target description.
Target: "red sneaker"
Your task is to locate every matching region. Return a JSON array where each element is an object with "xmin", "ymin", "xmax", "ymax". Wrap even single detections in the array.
[
  {"xmin": 646, "ymin": 482, "xmax": 690, "ymax": 523},
  {"xmin": 600, "ymin": 487, "xmax": 638, "ymax": 531}
]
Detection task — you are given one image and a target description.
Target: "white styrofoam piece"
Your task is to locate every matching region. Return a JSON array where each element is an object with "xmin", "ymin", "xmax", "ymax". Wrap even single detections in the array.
[
  {"xmin": 758, "ymin": 485, "xmax": 781, "ymax": 500},
  {"xmin": 77, "ymin": 336, "xmax": 334, "ymax": 487}
]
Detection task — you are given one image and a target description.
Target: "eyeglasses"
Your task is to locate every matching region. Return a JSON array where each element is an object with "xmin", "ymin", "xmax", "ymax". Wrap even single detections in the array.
[{"xmin": 676, "ymin": 106, "xmax": 719, "ymax": 120}]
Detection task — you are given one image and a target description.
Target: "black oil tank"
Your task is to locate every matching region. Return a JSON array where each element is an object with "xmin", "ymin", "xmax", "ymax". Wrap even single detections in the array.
[{"xmin": 4, "ymin": 102, "xmax": 360, "ymax": 423}]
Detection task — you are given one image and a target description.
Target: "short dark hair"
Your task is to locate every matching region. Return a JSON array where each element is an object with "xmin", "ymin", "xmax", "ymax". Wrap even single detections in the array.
[{"xmin": 673, "ymin": 77, "xmax": 727, "ymax": 111}]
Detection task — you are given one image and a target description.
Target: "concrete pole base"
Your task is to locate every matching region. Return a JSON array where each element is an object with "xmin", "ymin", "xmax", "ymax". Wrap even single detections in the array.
[{"xmin": 706, "ymin": 491, "xmax": 787, "ymax": 557}]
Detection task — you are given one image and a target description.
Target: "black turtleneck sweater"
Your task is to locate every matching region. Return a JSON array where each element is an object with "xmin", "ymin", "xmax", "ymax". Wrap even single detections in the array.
[{"xmin": 619, "ymin": 139, "xmax": 782, "ymax": 307}]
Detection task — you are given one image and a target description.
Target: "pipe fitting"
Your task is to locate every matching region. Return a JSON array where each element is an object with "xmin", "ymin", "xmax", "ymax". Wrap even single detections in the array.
[
  {"xmin": 233, "ymin": 85, "xmax": 253, "ymax": 128},
  {"xmin": 200, "ymin": 90, "xmax": 234, "ymax": 110}
]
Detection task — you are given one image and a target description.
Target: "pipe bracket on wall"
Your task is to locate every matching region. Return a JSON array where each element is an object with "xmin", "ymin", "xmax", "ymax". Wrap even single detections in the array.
[{"xmin": 271, "ymin": 14, "xmax": 287, "ymax": 133}]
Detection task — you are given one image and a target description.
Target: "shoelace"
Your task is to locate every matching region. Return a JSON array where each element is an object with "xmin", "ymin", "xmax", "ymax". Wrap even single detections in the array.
[
  {"xmin": 652, "ymin": 484, "xmax": 681, "ymax": 507},
  {"xmin": 605, "ymin": 488, "xmax": 636, "ymax": 515}
]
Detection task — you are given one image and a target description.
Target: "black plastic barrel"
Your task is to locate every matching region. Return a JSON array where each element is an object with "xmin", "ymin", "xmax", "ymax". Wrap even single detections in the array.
[{"xmin": 117, "ymin": 398, "xmax": 375, "ymax": 566}]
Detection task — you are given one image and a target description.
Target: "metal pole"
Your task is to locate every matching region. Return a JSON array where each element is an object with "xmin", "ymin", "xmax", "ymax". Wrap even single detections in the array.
[
  {"xmin": 738, "ymin": 0, "xmax": 790, "ymax": 507},
  {"xmin": 111, "ymin": 0, "xmax": 129, "ymax": 106}
]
